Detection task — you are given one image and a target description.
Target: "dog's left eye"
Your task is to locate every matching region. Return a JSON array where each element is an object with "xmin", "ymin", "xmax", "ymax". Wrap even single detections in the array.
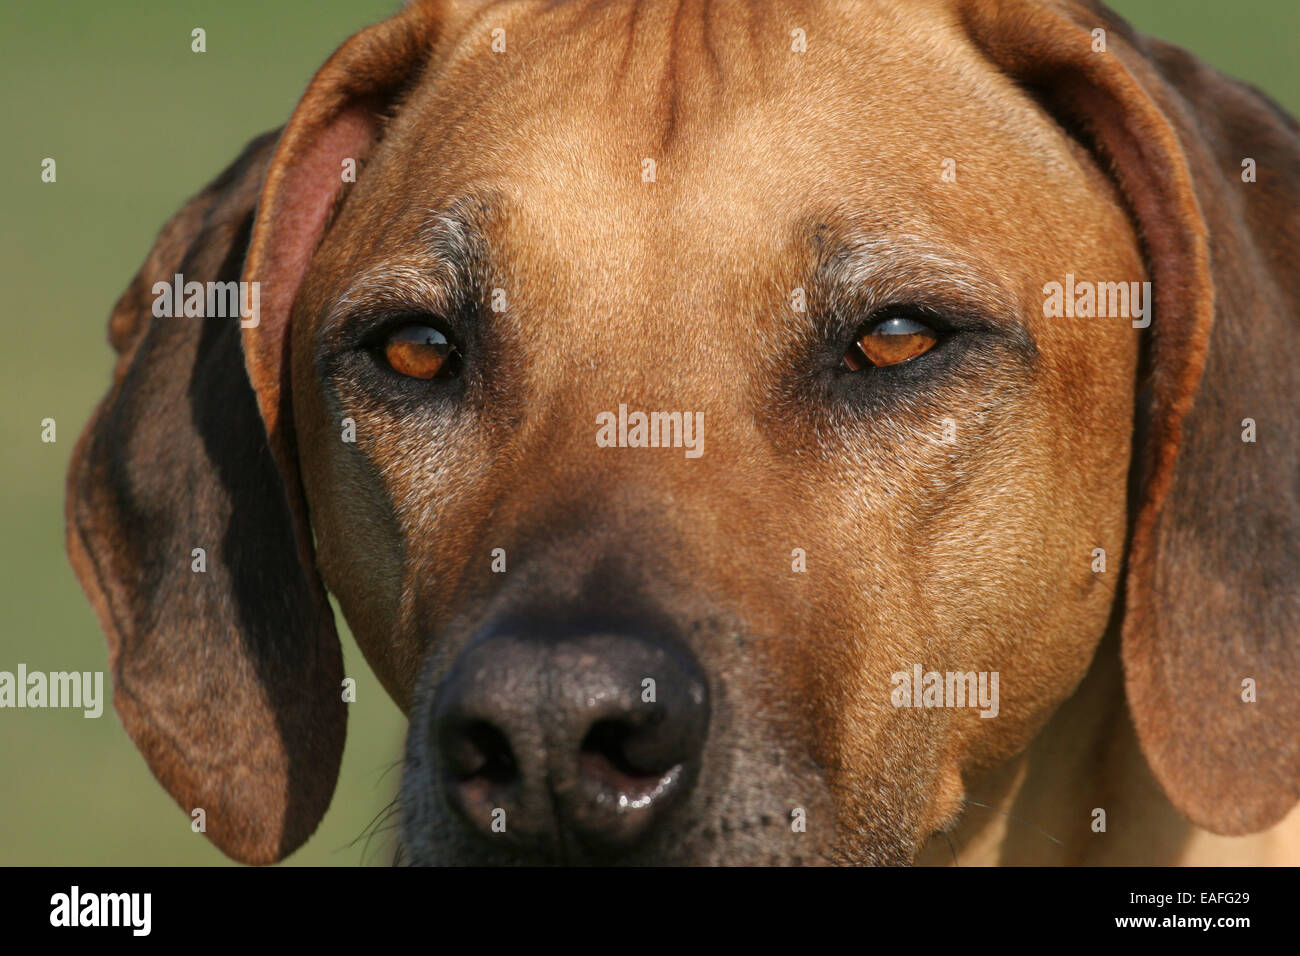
[
  {"xmin": 841, "ymin": 315, "xmax": 940, "ymax": 370},
  {"xmin": 382, "ymin": 324, "xmax": 462, "ymax": 379}
]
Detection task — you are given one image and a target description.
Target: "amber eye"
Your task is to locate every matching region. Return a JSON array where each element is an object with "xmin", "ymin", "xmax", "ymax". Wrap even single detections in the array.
[
  {"xmin": 842, "ymin": 315, "xmax": 940, "ymax": 370},
  {"xmin": 382, "ymin": 324, "xmax": 460, "ymax": 379}
]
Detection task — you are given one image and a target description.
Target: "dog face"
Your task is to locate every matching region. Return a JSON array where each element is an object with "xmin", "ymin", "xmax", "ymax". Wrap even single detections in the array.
[
  {"xmin": 68, "ymin": 0, "xmax": 1300, "ymax": 865},
  {"xmin": 289, "ymin": 0, "xmax": 1142, "ymax": 864}
]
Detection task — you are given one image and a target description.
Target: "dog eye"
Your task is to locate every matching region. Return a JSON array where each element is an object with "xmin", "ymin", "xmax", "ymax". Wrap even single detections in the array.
[
  {"xmin": 382, "ymin": 324, "xmax": 461, "ymax": 379},
  {"xmin": 841, "ymin": 315, "xmax": 940, "ymax": 370}
]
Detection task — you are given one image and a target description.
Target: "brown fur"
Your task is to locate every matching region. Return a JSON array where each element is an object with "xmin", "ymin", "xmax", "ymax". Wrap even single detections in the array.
[{"xmin": 67, "ymin": 0, "xmax": 1299, "ymax": 864}]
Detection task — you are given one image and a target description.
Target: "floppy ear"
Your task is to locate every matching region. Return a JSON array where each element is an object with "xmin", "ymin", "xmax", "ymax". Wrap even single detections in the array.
[
  {"xmin": 959, "ymin": 0, "xmax": 1300, "ymax": 834},
  {"xmin": 66, "ymin": 2, "xmax": 446, "ymax": 864},
  {"xmin": 65, "ymin": 129, "xmax": 345, "ymax": 865}
]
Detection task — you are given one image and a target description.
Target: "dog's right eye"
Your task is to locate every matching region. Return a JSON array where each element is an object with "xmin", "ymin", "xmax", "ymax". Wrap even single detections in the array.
[{"xmin": 381, "ymin": 324, "xmax": 462, "ymax": 379}]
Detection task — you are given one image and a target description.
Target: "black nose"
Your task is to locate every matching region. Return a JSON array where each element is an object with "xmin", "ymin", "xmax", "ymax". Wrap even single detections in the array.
[{"xmin": 432, "ymin": 626, "xmax": 709, "ymax": 856}]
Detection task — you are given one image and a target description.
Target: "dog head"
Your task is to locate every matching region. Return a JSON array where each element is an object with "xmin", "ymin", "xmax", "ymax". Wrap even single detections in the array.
[{"xmin": 68, "ymin": 0, "xmax": 1299, "ymax": 864}]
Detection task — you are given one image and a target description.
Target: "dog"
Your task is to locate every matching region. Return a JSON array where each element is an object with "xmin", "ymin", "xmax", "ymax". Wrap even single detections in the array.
[{"xmin": 66, "ymin": 0, "xmax": 1299, "ymax": 865}]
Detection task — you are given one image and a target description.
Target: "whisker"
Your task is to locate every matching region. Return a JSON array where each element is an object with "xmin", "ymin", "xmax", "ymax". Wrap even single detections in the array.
[
  {"xmin": 346, "ymin": 774, "xmax": 405, "ymax": 866},
  {"xmin": 959, "ymin": 797, "xmax": 1064, "ymax": 847},
  {"xmin": 375, "ymin": 758, "xmax": 405, "ymax": 787}
]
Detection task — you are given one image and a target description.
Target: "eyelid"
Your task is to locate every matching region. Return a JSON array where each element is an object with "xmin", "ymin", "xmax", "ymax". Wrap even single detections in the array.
[
  {"xmin": 388, "ymin": 323, "xmax": 452, "ymax": 345},
  {"xmin": 845, "ymin": 307, "xmax": 950, "ymax": 352},
  {"xmin": 821, "ymin": 285, "xmax": 1008, "ymax": 345},
  {"xmin": 862, "ymin": 303, "xmax": 949, "ymax": 329},
  {"xmin": 866, "ymin": 315, "xmax": 933, "ymax": 336},
  {"xmin": 324, "ymin": 277, "xmax": 469, "ymax": 353},
  {"xmin": 349, "ymin": 310, "xmax": 459, "ymax": 350}
]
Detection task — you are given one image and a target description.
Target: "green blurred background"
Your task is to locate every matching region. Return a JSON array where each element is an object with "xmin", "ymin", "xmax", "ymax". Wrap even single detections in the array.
[{"xmin": 1, "ymin": 1, "xmax": 1297, "ymax": 865}]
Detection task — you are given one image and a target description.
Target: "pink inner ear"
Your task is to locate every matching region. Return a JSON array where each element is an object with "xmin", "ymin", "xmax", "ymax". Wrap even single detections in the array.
[{"xmin": 241, "ymin": 105, "xmax": 380, "ymax": 453}]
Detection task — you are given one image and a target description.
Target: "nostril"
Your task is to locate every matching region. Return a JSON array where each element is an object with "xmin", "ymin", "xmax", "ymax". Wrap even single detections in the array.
[
  {"xmin": 579, "ymin": 717, "xmax": 682, "ymax": 806},
  {"xmin": 582, "ymin": 718, "xmax": 667, "ymax": 776},
  {"xmin": 443, "ymin": 719, "xmax": 518, "ymax": 785}
]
